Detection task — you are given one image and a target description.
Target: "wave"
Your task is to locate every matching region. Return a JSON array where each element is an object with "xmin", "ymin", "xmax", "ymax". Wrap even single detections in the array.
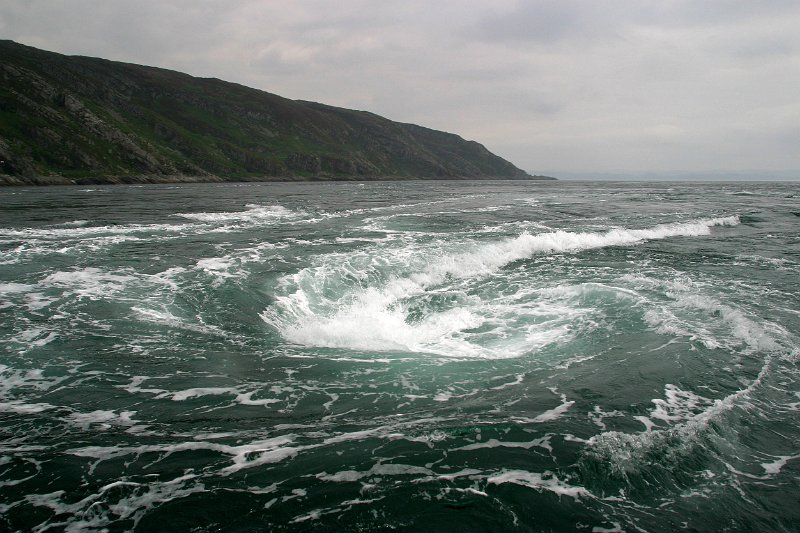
[
  {"xmin": 41, "ymin": 268, "xmax": 139, "ymax": 300},
  {"xmin": 263, "ymin": 216, "xmax": 740, "ymax": 357},
  {"xmin": 51, "ymin": 220, "xmax": 90, "ymax": 227},
  {"xmin": 582, "ymin": 357, "xmax": 773, "ymax": 484},
  {"xmin": 0, "ymin": 222, "xmax": 193, "ymax": 240},
  {"xmin": 0, "ymin": 205, "xmax": 300, "ymax": 265},
  {"xmin": 405, "ymin": 215, "xmax": 739, "ymax": 288},
  {"xmin": 176, "ymin": 204, "xmax": 298, "ymax": 223},
  {"xmin": 0, "ymin": 207, "xmax": 296, "ymax": 240}
]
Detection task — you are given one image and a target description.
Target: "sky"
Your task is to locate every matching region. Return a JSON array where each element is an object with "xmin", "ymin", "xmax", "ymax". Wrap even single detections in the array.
[{"xmin": 2, "ymin": 1, "xmax": 799, "ymax": 179}]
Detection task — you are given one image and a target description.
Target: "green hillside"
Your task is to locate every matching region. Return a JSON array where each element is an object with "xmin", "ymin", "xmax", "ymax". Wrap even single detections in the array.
[{"xmin": 0, "ymin": 41, "xmax": 551, "ymax": 185}]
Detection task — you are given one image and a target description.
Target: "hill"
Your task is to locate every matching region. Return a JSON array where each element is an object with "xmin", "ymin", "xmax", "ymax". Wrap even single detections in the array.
[{"xmin": 0, "ymin": 41, "xmax": 551, "ymax": 185}]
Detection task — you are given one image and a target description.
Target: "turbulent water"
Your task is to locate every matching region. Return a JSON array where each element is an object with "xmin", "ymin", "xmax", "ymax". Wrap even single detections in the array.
[{"xmin": 1, "ymin": 180, "xmax": 798, "ymax": 531}]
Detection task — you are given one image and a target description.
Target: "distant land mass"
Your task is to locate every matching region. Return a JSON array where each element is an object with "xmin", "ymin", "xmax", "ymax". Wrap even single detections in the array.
[{"xmin": 0, "ymin": 41, "xmax": 553, "ymax": 185}]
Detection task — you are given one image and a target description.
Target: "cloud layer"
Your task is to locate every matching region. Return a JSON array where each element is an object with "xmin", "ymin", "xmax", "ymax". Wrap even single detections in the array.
[{"xmin": 2, "ymin": 0, "xmax": 799, "ymax": 177}]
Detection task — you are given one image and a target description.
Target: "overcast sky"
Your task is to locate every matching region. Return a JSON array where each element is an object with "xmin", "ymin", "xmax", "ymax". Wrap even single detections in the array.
[{"xmin": 2, "ymin": 1, "xmax": 799, "ymax": 178}]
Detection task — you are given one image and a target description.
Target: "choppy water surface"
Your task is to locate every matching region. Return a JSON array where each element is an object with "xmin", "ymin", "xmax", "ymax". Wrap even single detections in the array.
[{"xmin": 1, "ymin": 180, "xmax": 798, "ymax": 531}]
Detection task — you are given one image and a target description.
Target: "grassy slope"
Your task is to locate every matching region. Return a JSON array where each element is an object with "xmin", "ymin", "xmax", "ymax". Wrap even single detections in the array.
[{"xmin": 0, "ymin": 41, "xmax": 538, "ymax": 183}]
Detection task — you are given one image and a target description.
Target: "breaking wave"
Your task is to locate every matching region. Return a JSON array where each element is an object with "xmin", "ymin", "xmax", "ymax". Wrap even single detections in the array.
[{"xmin": 263, "ymin": 216, "xmax": 740, "ymax": 357}]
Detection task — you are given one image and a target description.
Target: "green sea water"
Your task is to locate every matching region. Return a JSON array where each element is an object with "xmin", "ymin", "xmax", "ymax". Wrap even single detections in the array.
[{"xmin": 0, "ymin": 180, "xmax": 798, "ymax": 531}]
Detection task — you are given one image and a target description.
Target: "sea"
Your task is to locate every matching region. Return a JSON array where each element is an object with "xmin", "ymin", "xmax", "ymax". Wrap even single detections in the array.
[{"xmin": 0, "ymin": 180, "xmax": 798, "ymax": 531}]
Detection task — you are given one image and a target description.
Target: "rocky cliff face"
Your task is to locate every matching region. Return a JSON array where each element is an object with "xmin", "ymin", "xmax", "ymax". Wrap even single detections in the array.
[{"xmin": 0, "ymin": 41, "xmax": 547, "ymax": 184}]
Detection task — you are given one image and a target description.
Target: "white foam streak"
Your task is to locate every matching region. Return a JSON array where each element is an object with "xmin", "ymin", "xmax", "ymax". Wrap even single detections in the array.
[
  {"xmin": 0, "ymin": 401, "xmax": 56, "ymax": 414},
  {"xmin": 0, "ymin": 222, "xmax": 193, "ymax": 240},
  {"xmin": 65, "ymin": 410, "xmax": 138, "ymax": 430},
  {"xmin": 0, "ymin": 205, "xmax": 298, "ymax": 265},
  {"xmin": 316, "ymin": 463, "xmax": 434, "ymax": 483},
  {"xmin": 177, "ymin": 204, "xmax": 297, "ymax": 223},
  {"xmin": 42, "ymin": 268, "xmax": 137, "ymax": 300},
  {"xmin": 68, "ymin": 423, "xmax": 448, "ymax": 478},
  {"xmin": 650, "ymin": 385, "xmax": 711, "ymax": 424},
  {"xmin": 453, "ymin": 437, "xmax": 551, "ymax": 452},
  {"xmin": 532, "ymin": 399, "xmax": 575, "ymax": 423},
  {"xmin": 487, "ymin": 470, "xmax": 590, "ymax": 498},
  {"xmin": 760, "ymin": 455, "xmax": 800, "ymax": 475},
  {"xmin": 0, "ymin": 365, "xmax": 68, "ymax": 397},
  {"xmin": 637, "ymin": 276, "xmax": 781, "ymax": 353},
  {"xmin": 69, "ymin": 435, "xmax": 299, "ymax": 476},
  {"xmin": 0, "ymin": 283, "xmax": 36, "ymax": 295},
  {"xmin": 132, "ymin": 307, "xmax": 226, "ymax": 337},
  {"xmin": 23, "ymin": 474, "xmax": 205, "ymax": 531},
  {"xmin": 169, "ymin": 388, "xmax": 239, "ymax": 402}
]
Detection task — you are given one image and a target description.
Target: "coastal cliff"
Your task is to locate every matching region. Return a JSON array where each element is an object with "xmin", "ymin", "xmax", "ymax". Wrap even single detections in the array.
[{"xmin": 0, "ymin": 41, "xmax": 552, "ymax": 185}]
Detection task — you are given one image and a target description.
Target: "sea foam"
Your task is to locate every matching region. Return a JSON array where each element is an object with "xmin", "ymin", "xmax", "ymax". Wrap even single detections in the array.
[
  {"xmin": 264, "ymin": 216, "xmax": 740, "ymax": 357},
  {"xmin": 177, "ymin": 204, "xmax": 297, "ymax": 223}
]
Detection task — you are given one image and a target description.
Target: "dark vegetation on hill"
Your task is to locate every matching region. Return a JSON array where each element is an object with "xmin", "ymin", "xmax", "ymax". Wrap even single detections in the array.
[{"xmin": 0, "ymin": 41, "xmax": 553, "ymax": 185}]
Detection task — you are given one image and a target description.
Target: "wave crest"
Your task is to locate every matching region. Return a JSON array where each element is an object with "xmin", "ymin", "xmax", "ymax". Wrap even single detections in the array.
[{"xmin": 263, "ymin": 216, "xmax": 740, "ymax": 357}]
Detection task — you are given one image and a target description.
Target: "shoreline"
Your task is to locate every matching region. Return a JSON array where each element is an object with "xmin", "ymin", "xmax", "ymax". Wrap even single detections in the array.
[{"xmin": 0, "ymin": 174, "xmax": 557, "ymax": 187}]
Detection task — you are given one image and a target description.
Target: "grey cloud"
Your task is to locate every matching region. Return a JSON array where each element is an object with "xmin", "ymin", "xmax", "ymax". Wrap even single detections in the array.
[
  {"xmin": 652, "ymin": 0, "xmax": 800, "ymax": 27},
  {"xmin": 471, "ymin": 1, "xmax": 622, "ymax": 44},
  {"xmin": 470, "ymin": 1, "xmax": 800, "ymax": 48}
]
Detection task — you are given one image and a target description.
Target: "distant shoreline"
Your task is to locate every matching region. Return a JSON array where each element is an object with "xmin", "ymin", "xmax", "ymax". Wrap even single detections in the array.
[{"xmin": 0, "ymin": 174, "xmax": 557, "ymax": 187}]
